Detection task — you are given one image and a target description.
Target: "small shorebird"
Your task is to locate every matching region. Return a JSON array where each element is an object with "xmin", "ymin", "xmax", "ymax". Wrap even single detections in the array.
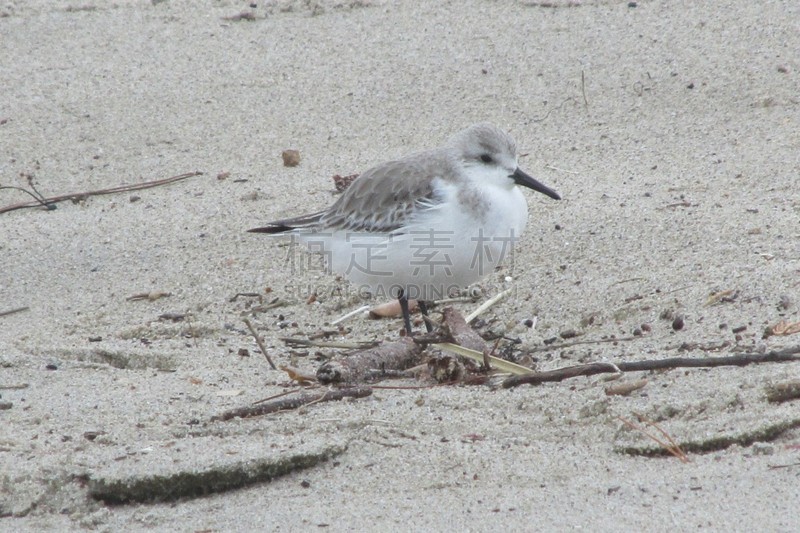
[{"xmin": 249, "ymin": 123, "xmax": 561, "ymax": 333}]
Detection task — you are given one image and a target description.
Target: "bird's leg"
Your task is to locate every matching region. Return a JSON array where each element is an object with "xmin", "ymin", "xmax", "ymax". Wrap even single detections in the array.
[
  {"xmin": 418, "ymin": 300, "xmax": 434, "ymax": 333},
  {"xmin": 397, "ymin": 289, "xmax": 413, "ymax": 335}
]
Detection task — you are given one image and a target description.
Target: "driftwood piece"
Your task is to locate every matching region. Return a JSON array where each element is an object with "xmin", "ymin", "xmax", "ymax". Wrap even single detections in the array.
[
  {"xmin": 605, "ymin": 379, "xmax": 648, "ymax": 396},
  {"xmin": 503, "ymin": 346, "xmax": 800, "ymax": 388},
  {"xmin": 441, "ymin": 306, "xmax": 487, "ymax": 353},
  {"xmin": 423, "ymin": 307, "xmax": 487, "ymax": 382},
  {"xmin": 211, "ymin": 387, "xmax": 372, "ymax": 421},
  {"xmin": 765, "ymin": 380, "xmax": 800, "ymax": 403},
  {"xmin": 316, "ymin": 338, "xmax": 424, "ymax": 384}
]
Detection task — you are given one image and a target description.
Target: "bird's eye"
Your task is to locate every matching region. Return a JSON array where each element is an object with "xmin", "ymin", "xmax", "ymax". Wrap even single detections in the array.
[{"xmin": 480, "ymin": 154, "xmax": 493, "ymax": 163}]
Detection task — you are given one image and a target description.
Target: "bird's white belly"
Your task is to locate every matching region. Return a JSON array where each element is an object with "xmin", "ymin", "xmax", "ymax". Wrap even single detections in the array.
[{"xmin": 302, "ymin": 183, "xmax": 529, "ymax": 301}]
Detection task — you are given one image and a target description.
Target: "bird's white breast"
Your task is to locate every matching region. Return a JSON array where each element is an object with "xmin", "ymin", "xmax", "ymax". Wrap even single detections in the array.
[{"xmin": 304, "ymin": 177, "xmax": 530, "ymax": 300}]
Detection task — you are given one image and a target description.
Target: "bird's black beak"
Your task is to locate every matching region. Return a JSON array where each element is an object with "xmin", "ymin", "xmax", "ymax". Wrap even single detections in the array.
[{"xmin": 512, "ymin": 168, "xmax": 561, "ymax": 200}]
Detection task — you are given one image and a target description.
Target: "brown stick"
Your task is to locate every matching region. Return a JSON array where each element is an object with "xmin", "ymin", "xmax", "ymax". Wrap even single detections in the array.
[
  {"xmin": 211, "ymin": 386, "xmax": 372, "ymax": 421},
  {"xmin": 244, "ymin": 318, "xmax": 277, "ymax": 370},
  {"xmin": 0, "ymin": 171, "xmax": 203, "ymax": 214},
  {"xmin": 503, "ymin": 346, "xmax": 800, "ymax": 388},
  {"xmin": 0, "ymin": 306, "xmax": 30, "ymax": 318}
]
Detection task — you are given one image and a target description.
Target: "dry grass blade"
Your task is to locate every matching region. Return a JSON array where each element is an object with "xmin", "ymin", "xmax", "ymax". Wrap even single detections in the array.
[
  {"xmin": 617, "ymin": 415, "xmax": 689, "ymax": 463},
  {"xmin": 434, "ymin": 342, "xmax": 531, "ymax": 375}
]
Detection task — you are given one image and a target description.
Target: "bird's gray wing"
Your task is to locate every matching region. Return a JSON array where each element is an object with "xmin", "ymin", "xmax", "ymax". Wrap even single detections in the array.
[
  {"xmin": 248, "ymin": 150, "xmax": 452, "ymax": 235},
  {"xmin": 319, "ymin": 151, "xmax": 450, "ymax": 233}
]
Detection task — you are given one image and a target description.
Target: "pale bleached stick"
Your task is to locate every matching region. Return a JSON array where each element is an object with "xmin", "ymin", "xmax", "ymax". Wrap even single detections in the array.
[
  {"xmin": 331, "ymin": 305, "xmax": 370, "ymax": 326},
  {"xmin": 465, "ymin": 289, "xmax": 510, "ymax": 323}
]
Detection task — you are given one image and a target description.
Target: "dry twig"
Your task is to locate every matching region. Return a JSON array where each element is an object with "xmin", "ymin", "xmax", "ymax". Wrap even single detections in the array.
[
  {"xmin": 0, "ymin": 306, "xmax": 29, "ymax": 318},
  {"xmin": 280, "ymin": 337, "xmax": 379, "ymax": 350},
  {"xmin": 0, "ymin": 171, "xmax": 203, "ymax": 214},
  {"xmin": 244, "ymin": 318, "xmax": 277, "ymax": 370},
  {"xmin": 503, "ymin": 346, "xmax": 800, "ymax": 388},
  {"xmin": 211, "ymin": 386, "xmax": 372, "ymax": 421}
]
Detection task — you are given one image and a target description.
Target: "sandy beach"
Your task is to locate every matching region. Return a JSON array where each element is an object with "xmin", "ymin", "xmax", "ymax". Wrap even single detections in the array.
[{"xmin": 1, "ymin": 0, "xmax": 799, "ymax": 530}]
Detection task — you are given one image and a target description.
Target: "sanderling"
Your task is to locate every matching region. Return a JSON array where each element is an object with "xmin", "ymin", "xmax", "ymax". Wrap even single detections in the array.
[{"xmin": 249, "ymin": 123, "xmax": 561, "ymax": 333}]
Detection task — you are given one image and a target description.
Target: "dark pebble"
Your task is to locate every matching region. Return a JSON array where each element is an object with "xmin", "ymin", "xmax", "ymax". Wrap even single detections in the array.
[{"xmin": 559, "ymin": 329, "xmax": 578, "ymax": 339}]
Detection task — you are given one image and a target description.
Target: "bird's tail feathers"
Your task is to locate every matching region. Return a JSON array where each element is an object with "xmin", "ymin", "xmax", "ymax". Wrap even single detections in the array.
[{"xmin": 247, "ymin": 210, "xmax": 325, "ymax": 234}]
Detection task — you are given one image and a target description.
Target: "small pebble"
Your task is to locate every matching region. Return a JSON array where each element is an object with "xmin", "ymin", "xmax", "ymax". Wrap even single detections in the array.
[
  {"xmin": 559, "ymin": 329, "xmax": 579, "ymax": 339},
  {"xmin": 83, "ymin": 431, "xmax": 104, "ymax": 441},
  {"xmin": 282, "ymin": 149, "xmax": 301, "ymax": 167},
  {"xmin": 751, "ymin": 442, "xmax": 774, "ymax": 456}
]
